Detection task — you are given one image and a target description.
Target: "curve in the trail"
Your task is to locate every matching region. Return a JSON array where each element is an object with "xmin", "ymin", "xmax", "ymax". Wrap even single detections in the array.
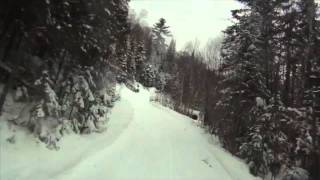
[
  {"xmin": 1, "ymin": 85, "xmax": 258, "ymax": 180},
  {"xmin": 53, "ymin": 86, "xmax": 257, "ymax": 180}
]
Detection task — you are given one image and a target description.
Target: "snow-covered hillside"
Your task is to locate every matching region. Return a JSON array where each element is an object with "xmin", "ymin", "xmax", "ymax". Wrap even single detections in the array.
[{"xmin": 0, "ymin": 85, "xmax": 257, "ymax": 180}]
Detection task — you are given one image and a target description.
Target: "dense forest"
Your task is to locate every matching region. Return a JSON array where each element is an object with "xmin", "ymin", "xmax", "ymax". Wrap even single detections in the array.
[
  {"xmin": 0, "ymin": 0, "xmax": 319, "ymax": 180},
  {"xmin": 0, "ymin": 0, "xmax": 131, "ymax": 149}
]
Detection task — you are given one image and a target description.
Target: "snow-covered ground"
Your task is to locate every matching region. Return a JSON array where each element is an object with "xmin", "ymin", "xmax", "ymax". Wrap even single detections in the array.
[{"xmin": 0, "ymin": 85, "xmax": 258, "ymax": 180}]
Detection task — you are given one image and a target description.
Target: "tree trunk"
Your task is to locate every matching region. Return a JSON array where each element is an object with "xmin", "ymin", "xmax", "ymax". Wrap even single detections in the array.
[
  {"xmin": 0, "ymin": 74, "xmax": 13, "ymax": 115},
  {"xmin": 283, "ymin": 49, "xmax": 292, "ymax": 106},
  {"xmin": 204, "ymin": 71, "xmax": 210, "ymax": 126},
  {"xmin": 291, "ymin": 65, "xmax": 296, "ymax": 106},
  {"xmin": 304, "ymin": 0, "xmax": 315, "ymax": 89},
  {"xmin": 0, "ymin": 24, "xmax": 18, "ymax": 115}
]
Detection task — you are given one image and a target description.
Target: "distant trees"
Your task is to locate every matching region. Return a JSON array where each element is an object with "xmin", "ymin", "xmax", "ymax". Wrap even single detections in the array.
[
  {"xmin": 160, "ymin": 40, "xmax": 217, "ymax": 117},
  {"xmin": 126, "ymin": 17, "xmax": 174, "ymax": 89},
  {"xmin": 150, "ymin": 18, "xmax": 171, "ymax": 69},
  {"xmin": 203, "ymin": 37, "xmax": 223, "ymax": 70},
  {"xmin": 152, "ymin": 18, "xmax": 171, "ymax": 53},
  {"xmin": 161, "ymin": 39, "xmax": 176, "ymax": 72},
  {"xmin": 126, "ymin": 10, "xmax": 156, "ymax": 87}
]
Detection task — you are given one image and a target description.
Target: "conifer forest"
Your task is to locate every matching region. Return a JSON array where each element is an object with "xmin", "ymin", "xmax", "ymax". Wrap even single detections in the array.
[{"xmin": 0, "ymin": 0, "xmax": 319, "ymax": 180}]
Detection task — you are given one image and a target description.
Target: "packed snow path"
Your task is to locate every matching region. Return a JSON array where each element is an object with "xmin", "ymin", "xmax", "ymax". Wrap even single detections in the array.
[{"xmin": 0, "ymin": 85, "xmax": 257, "ymax": 180}]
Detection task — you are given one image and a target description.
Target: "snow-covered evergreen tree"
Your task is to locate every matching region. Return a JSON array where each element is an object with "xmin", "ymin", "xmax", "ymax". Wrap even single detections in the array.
[{"xmin": 139, "ymin": 64, "xmax": 156, "ymax": 88}]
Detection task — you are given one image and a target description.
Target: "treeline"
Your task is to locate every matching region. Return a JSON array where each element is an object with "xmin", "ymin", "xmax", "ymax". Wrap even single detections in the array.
[{"xmin": 144, "ymin": 0, "xmax": 320, "ymax": 179}]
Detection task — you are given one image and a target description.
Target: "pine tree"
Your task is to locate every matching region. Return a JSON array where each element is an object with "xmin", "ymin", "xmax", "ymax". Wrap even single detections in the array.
[
  {"xmin": 151, "ymin": 18, "xmax": 171, "ymax": 69},
  {"xmin": 152, "ymin": 18, "xmax": 171, "ymax": 50},
  {"xmin": 140, "ymin": 64, "xmax": 156, "ymax": 87}
]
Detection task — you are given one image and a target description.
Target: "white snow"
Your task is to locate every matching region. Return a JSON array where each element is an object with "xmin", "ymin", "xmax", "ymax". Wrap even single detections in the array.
[{"xmin": 0, "ymin": 85, "xmax": 258, "ymax": 180}]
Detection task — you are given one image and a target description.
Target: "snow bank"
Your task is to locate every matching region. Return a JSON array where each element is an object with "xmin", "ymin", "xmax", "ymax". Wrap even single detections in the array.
[{"xmin": 0, "ymin": 85, "xmax": 134, "ymax": 180}]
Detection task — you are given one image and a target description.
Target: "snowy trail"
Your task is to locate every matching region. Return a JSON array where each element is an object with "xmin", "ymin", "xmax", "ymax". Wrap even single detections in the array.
[{"xmin": 1, "ymin": 85, "xmax": 257, "ymax": 180}]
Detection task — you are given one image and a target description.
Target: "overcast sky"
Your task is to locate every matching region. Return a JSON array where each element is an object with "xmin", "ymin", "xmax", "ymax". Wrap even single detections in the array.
[{"xmin": 129, "ymin": 0, "xmax": 242, "ymax": 50}]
